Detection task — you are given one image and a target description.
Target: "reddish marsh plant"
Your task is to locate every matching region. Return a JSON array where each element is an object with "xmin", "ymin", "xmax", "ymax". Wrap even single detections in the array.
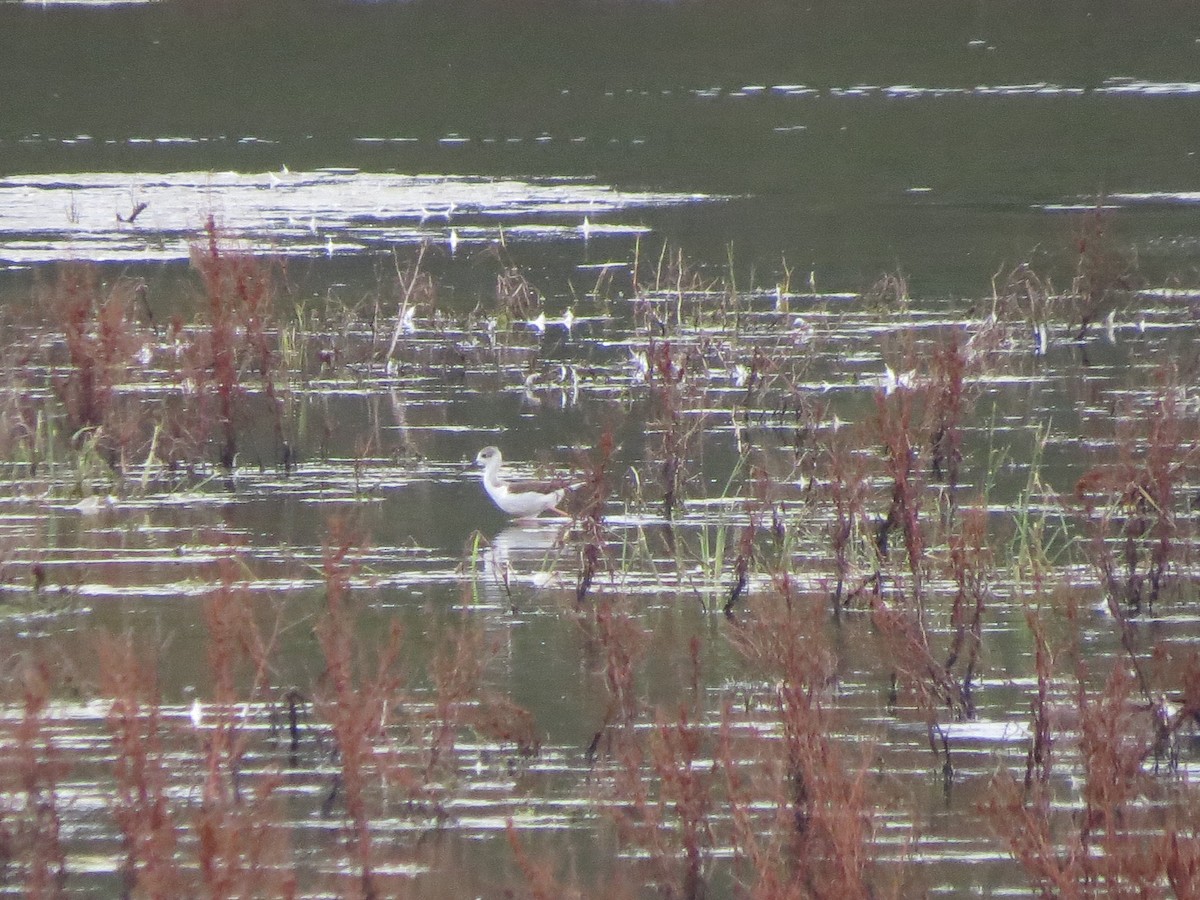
[
  {"xmin": 0, "ymin": 659, "xmax": 69, "ymax": 896},
  {"xmin": 724, "ymin": 463, "xmax": 772, "ymax": 617},
  {"xmin": 943, "ymin": 505, "xmax": 992, "ymax": 718},
  {"xmin": 314, "ymin": 521, "xmax": 541, "ymax": 895},
  {"xmin": 1067, "ymin": 203, "xmax": 1138, "ymax": 342},
  {"xmin": 984, "ymin": 583, "xmax": 1200, "ymax": 898},
  {"xmin": 873, "ymin": 381, "xmax": 926, "ymax": 599},
  {"xmin": 195, "ymin": 557, "xmax": 295, "ymax": 898},
  {"xmin": 48, "ymin": 265, "xmax": 146, "ymax": 469},
  {"xmin": 184, "ymin": 217, "xmax": 285, "ymax": 469},
  {"xmin": 627, "ymin": 245, "xmax": 723, "ymax": 521},
  {"xmin": 1075, "ymin": 374, "xmax": 1197, "ymax": 615},
  {"xmin": 313, "ymin": 521, "xmax": 399, "ymax": 898},
  {"xmin": 725, "ymin": 588, "xmax": 885, "ymax": 898},
  {"xmin": 98, "ymin": 632, "xmax": 184, "ymax": 897},
  {"xmin": 504, "ymin": 821, "xmax": 587, "ymax": 900},
  {"xmin": 823, "ymin": 429, "xmax": 874, "ymax": 612},
  {"xmin": 1020, "ymin": 598, "xmax": 1058, "ymax": 792},
  {"xmin": 425, "ymin": 619, "xmax": 540, "ymax": 779},
  {"xmin": 983, "ymin": 657, "xmax": 1200, "ymax": 897},
  {"xmin": 928, "ymin": 334, "xmax": 967, "ymax": 499},
  {"xmin": 585, "ymin": 596, "xmax": 647, "ymax": 761},
  {"xmin": 868, "ymin": 356, "xmax": 986, "ymax": 753},
  {"xmin": 610, "ymin": 705, "xmax": 715, "ymax": 900},
  {"xmin": 576, "ymin": 428, "xmax": 615, "ymax": 604}
]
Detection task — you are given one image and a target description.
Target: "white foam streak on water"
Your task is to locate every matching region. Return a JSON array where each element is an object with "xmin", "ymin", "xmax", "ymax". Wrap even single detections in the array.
[{"xmin": 0, "ymin": 169, "xmax": 712, "ymax": 267}]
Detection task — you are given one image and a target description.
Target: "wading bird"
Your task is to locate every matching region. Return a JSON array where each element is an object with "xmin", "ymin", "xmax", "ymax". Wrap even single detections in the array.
[{"xmin": 473, "ymin": 446, "xmax": 580, "ymax": 519}]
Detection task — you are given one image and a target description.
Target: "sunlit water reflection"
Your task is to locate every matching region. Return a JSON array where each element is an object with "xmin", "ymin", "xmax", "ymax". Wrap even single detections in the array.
[{"xmin": 0, "ymin": 169, "xmax": 713, "ymax": 267}]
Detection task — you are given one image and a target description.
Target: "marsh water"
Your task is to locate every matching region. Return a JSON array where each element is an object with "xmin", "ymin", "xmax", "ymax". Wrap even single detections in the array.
[{"xmin": 2, "ymin": 1, "xmax": 1200, "ymax": 896}]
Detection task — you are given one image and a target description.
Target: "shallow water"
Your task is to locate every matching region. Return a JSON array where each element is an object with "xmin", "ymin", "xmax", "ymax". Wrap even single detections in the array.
[
  {"xmin": 0, "ymin": 269, "xmax": 1196, "ymax": 892},
  {"xmin": 2, "ymin": 1, "xmax": 1200, "ymax": 895}
]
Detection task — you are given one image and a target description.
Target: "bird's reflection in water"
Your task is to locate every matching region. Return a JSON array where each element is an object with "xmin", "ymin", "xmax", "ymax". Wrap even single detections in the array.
[{"xmin": 482, "ymin": 523, "xmax": 571, "ymax": 599}]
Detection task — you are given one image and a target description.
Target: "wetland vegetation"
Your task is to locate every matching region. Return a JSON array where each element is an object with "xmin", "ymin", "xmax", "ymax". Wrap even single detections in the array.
[
  {"xmin": 4, "ymin": 1, "xmax": 1200, "ymax": 896},
  {"xmin": 0, "ymin": 202, "xmax": 1198, "ymax": 896}
]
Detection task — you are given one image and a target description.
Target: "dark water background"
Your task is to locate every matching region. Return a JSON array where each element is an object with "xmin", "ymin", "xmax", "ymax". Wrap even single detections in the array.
[{"xmin": 4, "ymin": 1, "xmax": 1200, "ymax": 292}]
